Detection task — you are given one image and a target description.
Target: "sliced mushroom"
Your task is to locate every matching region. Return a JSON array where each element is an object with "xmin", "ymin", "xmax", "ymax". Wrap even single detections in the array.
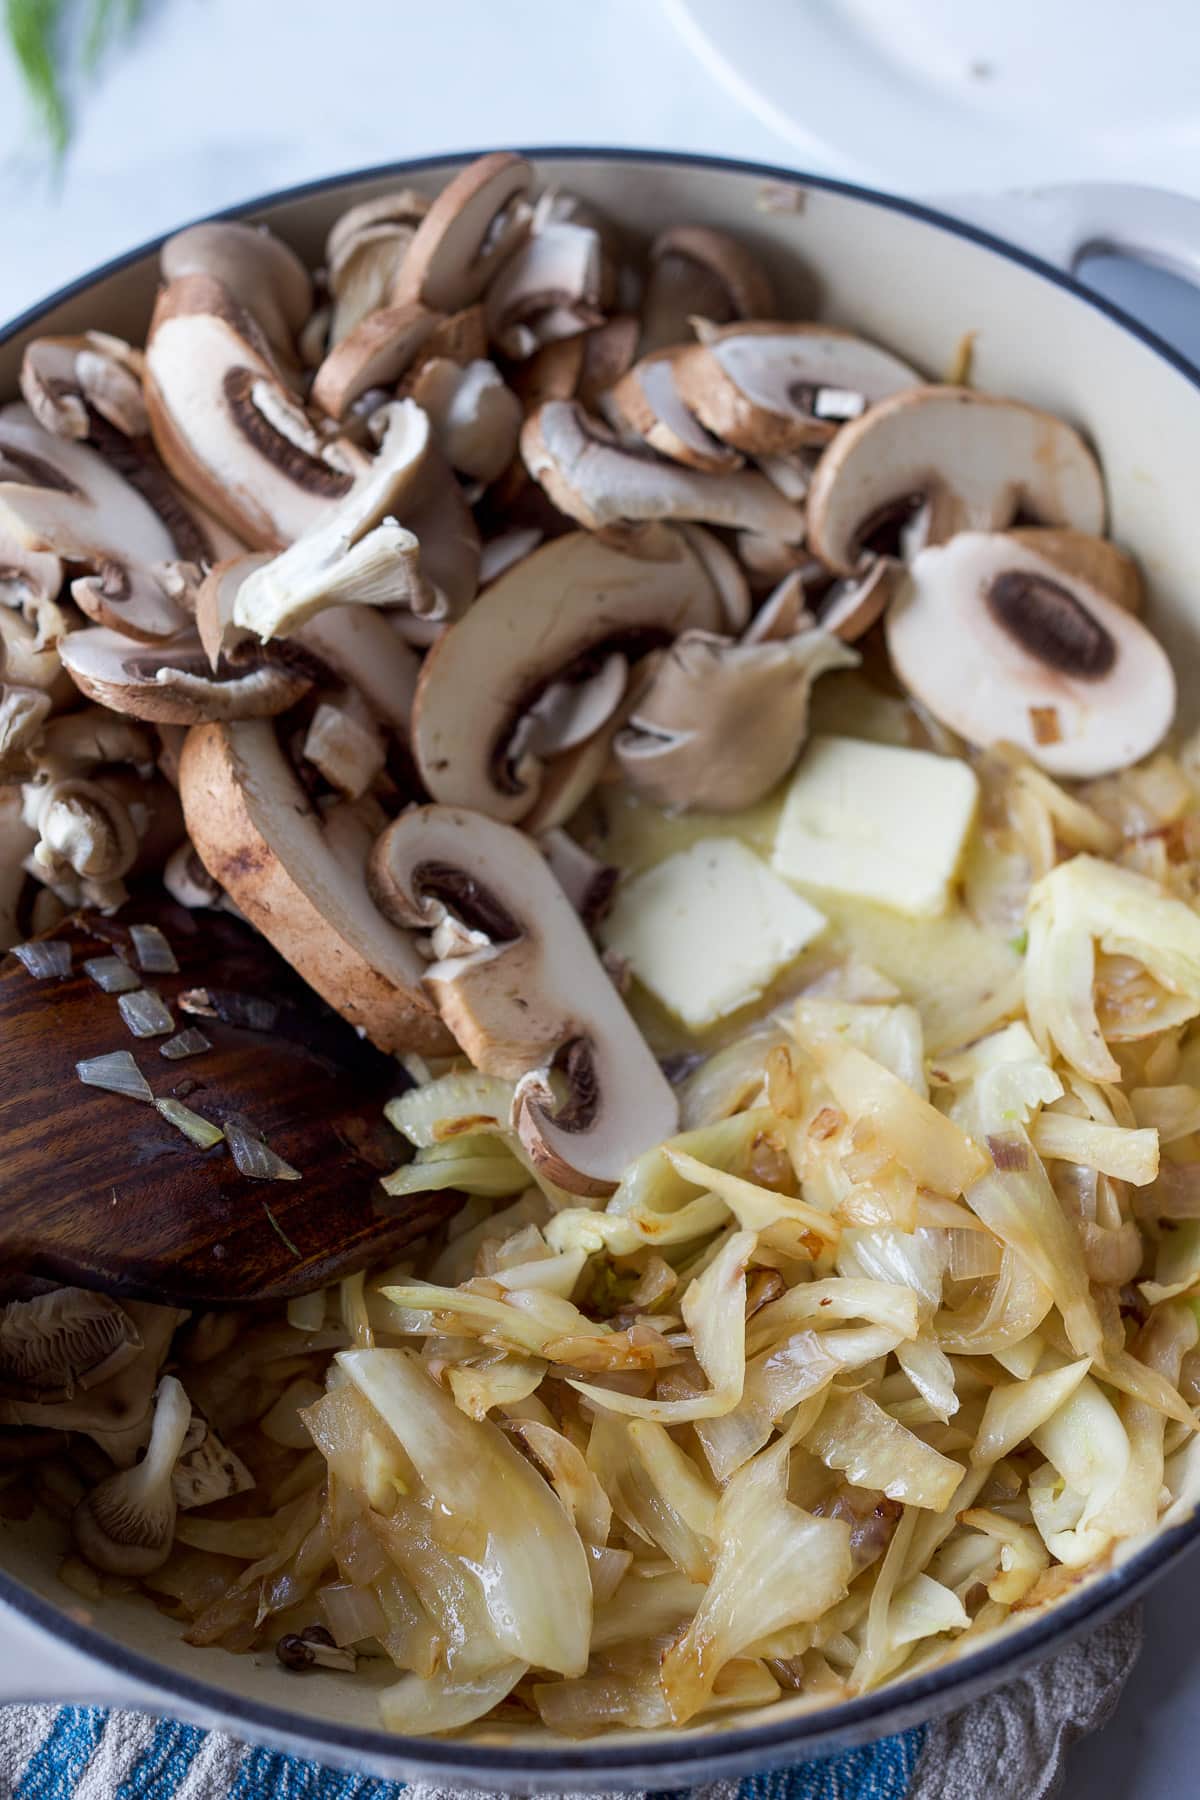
[
  {"xmin": 886, "ymin": 531, "xmax": 1174, "ymax": 776},
  {"xmin": 513, "ymin": 650, "xmax": 629, "ymax": 764},
  {"xmin": 814, "ymin": 557, "xmax": 896, "ymax": 642},
  {"xmin": 0, "ymin": 536, "xmax": 65, "ymax": 647},
  {"xmin": 677, "ymin": 524, "xmax": 751, "ymax": 632},
  {"xmin": 806, "ymin": 386, "xmax": 1106, "ymax": 576},
  {"xmin": 755, "ymin": 449, "xmax": 818, "ymax": 504},
  {"xmin": 381, "ymin": 441, "xmax": 481, "ymax": 637},
  {"xmin": 368, "ymin": 804, "xmax": 678, "ymax": 1192},
  {"xmin": 144, "ymin": 274, "xmax": 358, "ymax": 550},
  {"xmin": 418, "ymin": 303, "xmax": 489, "ymax": 368},
  {"xmin": 162, "ymin": 220, "xmax": 313, "ymax": 369},
  {"xmin": 58, "ymin": 626, "xmax": 314, "ymax": 724},
  {"xmin": 73, "ymin": 1374, "xmax": 192, "ymax": 1576},
  {"xmin": 743, "ymin": 568, "xmax": 817, "ymax": 645},
  {"xmin": 515, "ymin": 315, "xmax": 639, "ymax": 412},
  {"xmin": 394, "ymin": 153, "xmax": 533, "ymax": 312},
  {"xmin": 310, "ymin": 301, "xmax": 440, "ymax": 420},
  {"xmin": 674, "ymin": 322, "xmax": 921, "ymax": 455},
  {"xmin": 164, "ymin": 837, "xmax": 229, "ymax": 911},
  {"xmin": 404, "ymin": 357, "xmax": 522, "ymax": 482},
  {"xmin": 735, "ymin": 529, "xmax": 811, "ymax": 595},
  {"xmin": 0, "ymin": 605, "xmax": 70, "ymax": 696},
  {"xmin": 230, "ymin": 400, "xmax": 430, "ymax": 640},
  {"xmin": 172, "ymin": 1413, "xmax": 254, "ymax": 1509},
  {"xmin": 640, "ymin": 225, "xmax": 775, "ymax": 356},
  {"xmin": 539, "ymin": 827, "xmax": 618, "ymax": 928},
  {"xmin": 1007, "ymin": 526, "xmax": 1143, "ymax": 613},
  {"xmin": 411, "ymin": 528, "xmax": 722, "ymax": 822},
  {"xmin": 0, "ymin": 685, "xmax": 52, "ymax": 776},
  {"xmin": 301, "ymin": 694, "xmax": 386, "ymax": 800},
  {"xmin": 35, "ymin": 707, "xmax": 156, "ymax": 779},
  {"xmin": 294, "ymin": 605, "xmax": 421, "ymax": 736},
  {"xmin": 0, "ymin": 1289, "xmax": 143, "ymax": 1402},
  {"xmin": 180, "ymin": 718, "xmax": 451, "ymax": 1052},
  {"xmin": 615, "ymin": 628, "xmax": 857, "ymax": 811},
  {"xmin": 22, "ymin": 765, "xmax": 180, "ymax": 913},
  {"xmin": 479, "ymin": 525, "xmax": 543, "ymax": 586},
  {"xmin": 521, "ymin": 400, "xmax": 806, "ymax": 541},
  {"xmin": 326, "ymin": 190, "xmax": 431, "ymax": 343},
  {"xmin": 485, "ymin": 219, "xmax": 608, "ymax": 359},
  {"xmin": 0, "ymin": 786, "xmax": 36, "ymax": 947},
  {"xmin": 606, "ymin": 349, "xmax": 743, "ymax": 472},
  {"xmin": 0, "ymin": 405, "xmax": 190, "ymax": 642},
  {"xmin": 20, "ymin": 332, "xmax": 148, "ymax": 440}
]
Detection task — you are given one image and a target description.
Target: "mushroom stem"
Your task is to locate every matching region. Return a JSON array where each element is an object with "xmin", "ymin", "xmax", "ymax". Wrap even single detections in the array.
[{"xmin": 72, "ymin": 1375, "xmax": 192, "ymax": 1576}]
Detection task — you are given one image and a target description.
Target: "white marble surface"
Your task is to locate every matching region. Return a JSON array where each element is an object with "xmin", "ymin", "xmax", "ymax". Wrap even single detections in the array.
[{"xmin": 3, "ymin": 5, "xmax": 1200, "ymax": 1794}]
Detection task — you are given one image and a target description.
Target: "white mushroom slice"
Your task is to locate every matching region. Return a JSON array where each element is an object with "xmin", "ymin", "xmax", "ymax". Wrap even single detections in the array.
[
  {"xmin": 640, "ymin": 226, "xmax": 775, "ymax": 357},
  {"xmin": 231, "ymin": 400, "xmax": 431, "ymax": 640},
  {"xmin": 736, "ymin": 529, "xmax": 810, "ymax": 594},
  {"xmin": 326, "ymin": 191, "xmax": 431, "ymax": 344},
  {"xmin": 479, "ymin": 525, "xmax": 543, "ymax": 586},
  {"xmin": 521, "ymin": 401, "xmax": 805, "ymax": 540},
  {"xmin": 674, "ymin": 323, "xmax": 921, "ymax": 456},
  {"xmin": 144, "ymin": 275, "xmax": 357, "ymax": 550},
  {"xmin": 301, "ymin": 696, "xmax": 386, "ymax": 800},
  {"xmin": 295, "ymin": 605, "xmax": 420, "ymax": 735},
  {"xmin": 0, "ymin": 537, "xmax": 65, "ymax": 646},
  {"xmin": 404, "ymin": 358, "xmax": 522, "ymax": 483},
  {"xmin": 677, "ymin": 524, "xmax": 751, "ymax": 632},
  {"xmin": 0, "ymin": 606, "xmax": 67, "ymax": 695},
  {"xmin": 756, "ymin": 450, "xmax": 818, "ymax": 504},
  {"xmin": 1007, "ymin": 527, "xmax": 1143, "ymax": 614},
  {"xmin": 35, "ymin": 708, "xmax": 155, "ymax": 779},
  {"xmin": 412, "ymin": 528, "xmax": 722, "ymax": 822},
  {"xmin": 814, "ymin": 558, "xmax": 896, "ymax": 642},
  {"xmin": 607, "ymin": 349, "xmax": 743, "ymax": 473},
  {"xmin": 21, "ymin": 333, "xmax": 148, "ymax": 440},
  {"xmin": 163, "ymin": 838, "xmax": 224, "ymax": 910},
  {"xmin": 806, "ymin": 386, "xmax": 1106, "ymax": 577},
  {"xmin": 180, "ymin": 718, "xmax": 450, "ymax": 1052},
  {"xmin": 0, "ymin": 405, "xmax": 189, "ymax": 643},
  {"xmin": 310, "ymin": 302, "xmax": 440, "ymax": 420},
  {"xmin": 0, "ymin": 784, "xmax": 36, "ymax": 945},
  {"xmin": 369, "ymin": 805, "xmax": 678, "ymax": 1193},
  {"xmin": 886, "ymin": 532, "xmax": 1175, "ymax": 776},
  {"xmin": 0, "ymin": 684, "xmax": 52, "ymax": 775},
  {"xmin": 516, "ymin": 651, "xmax": 629, "ymax": 761},
  {"xmin": 26, "ymin": 775, "xmax": 141, "ymax": 909},
  {"xmin": 538, "ymin": 828, "xmax": 618, "ymax": 927},
  {"xmin": 394, "ymin": 153, "xmax": 533, "ymax": 312},
  {"xmin": 743, "ymin": 568, "xmax": 817, "ymax": 645},
  {"xmin": 484, "ymin": 221, "xmax": 607, "ymax": 359},
  {"xmin": 162, "ymin": 221, "xmax": 313, "ymax": 368},
  {"xmin": 615, "ymin": 628, "xmax": 858, "ymax": 812},
  {"xmin": 58, "ymin": 626, "xmax": 313, "ymax": 724}
]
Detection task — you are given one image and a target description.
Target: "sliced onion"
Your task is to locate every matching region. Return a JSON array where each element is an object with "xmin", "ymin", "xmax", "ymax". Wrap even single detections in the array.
[
  {"xmin": 129, "ymin": 923, "xmax": 179, "ymax": 973},
  {"xmin": 225, "ymin": 1116, "xmax": 301, "ymax": 1181},
  {"xmin": 160, "ymin": 1028, "xmax": 212, "ymax": 1061},
  {"xmin": 117, "ymin": 988, "xmax": 175, "ymax": 1038},
  {"xmin": 82, "ymin": 954, "xmax": 140, "ymax": 994},
  {"xmin": 947, "ymin": 1227, "xmax": 1003, "ymax": 1281},
  {"xmin": 11, "ymin": 940, "xmax": 71, "ymax": 979},
  {"xmin": 76, "ymin": 1050, "xmax": 153, "ymax": 1104},
  {"xmin": 156, "ymin": 1096, "xmax": 224, "ymax": 1149},
  {"xmin": 319, "ymin": 1579, "xmax": 387, "ymax": 1647}
]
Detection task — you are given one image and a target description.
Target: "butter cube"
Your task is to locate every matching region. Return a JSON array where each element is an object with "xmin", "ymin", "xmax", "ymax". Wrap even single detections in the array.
[
  {"xmin": 602, "ymin": 838, "xmax": 826, "ymax": 1029},
  {"xmin": 773, "ymin": 735, "xmax": 979, "ymax": 917}
]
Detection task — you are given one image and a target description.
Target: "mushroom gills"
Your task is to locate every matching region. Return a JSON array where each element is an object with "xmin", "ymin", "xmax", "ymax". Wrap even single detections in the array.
[
  {"xmin": 369, "ymin": 805, "xmax": 678, "ymax": 1193},
  {"xmin": 0, "ymin": 1289, "xmax": 143, "ymax": 1401}
]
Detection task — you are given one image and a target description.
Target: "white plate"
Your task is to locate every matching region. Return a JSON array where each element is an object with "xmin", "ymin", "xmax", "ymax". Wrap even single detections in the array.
[{"xmin": 666, "ymin": 0, "xmax": 1200, "ymax": 193}]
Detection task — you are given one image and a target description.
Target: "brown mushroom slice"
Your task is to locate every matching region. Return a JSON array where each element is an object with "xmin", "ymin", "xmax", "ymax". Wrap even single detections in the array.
[
  {"xmin": 180, "ymin": 719, "xmax": 450, "ymax": 1053},
  {"xmin": 521, "ymin": 400, "xmax": 805, "ymax": 540},
  {"xmin": 0, "ymin": 787, "xmax": 35, "ymax": 947},
  {"xmin": 640, "ymin": 226, "xmax": 776, "ymax": 357},
  {"xmin": 515, "ymin": 315, "xmax": 639, "ymax": 412},
  {"xmin": 405, "ymin": 357, "xmax": 522, "ymax": 482},
  {"xmin": 484, "ymin": 220, "xmax": 607, "ymax": 359},
  {"xmin": 814, "ymin": 558, "xmax": 896, "ymax": 642},
  {"xmin": 0, "ymin": 538, "xmax": 64, "ymax": 646},
  {"xmin": 21, "ymin": 332, "xmax": 148, "ymax": 440},
  {"xmin": 0, "ymin": 683, "xmax": 51, "ymax": 774},
  {"xmin": 0, "ymin": 605, "xmax": 67, "ymax": 695},
  {"xmin": 58, "ymin": 626, "xmax": 313, "ymax": 724},
  {"xmin": 1006, "ymin": 527, "xmax": 1143, "ymax": 614},
  {"xmin": 162, "ymin": 220, "xmax": 313, "ymax": 368},
  {"xmin": 538, "ymin": 828, "xmax": 618, "ymax": 928},
  {"xmin": 230, "ymin": 400, "xmax": 430, "ymax": 640},
  {"xmin": 607, "ymin": 349, "xmax": 743, "ymax": 473},
  {"xmin": 144, "ymin": 274, "xmax": 357, "ymax": 550},
  {"xmin": 677, "ymin": 524, "xmax": 750, "ymax": 632},
  {"xmin": 383, "ymin": 444, "xmax": 480, "ymax": 637},
  {"xmin": 369, "ymin": 805, "xmax": 678, "ymax": 1193},
  {"xmin": 615, "ymin": 628, "xmax": 858, "ymax": 811},
  {"xmin": 806, "ymin": 386, "xmax": 1107, "ymax": 577},
  {"xmin": 515, "ymin": 651, "xmax": 629, "ymax": 764},
  {"xmin": 886, "ymin": 531, "xmax": 1174, "ymax": 776},
  {"xmin": 394, "ymin": 152, "xmax": 533, "ymax": 312},
  {"xmin": 310, "ymin": 302, "xmax": 440, "ymax": 420},
  {"xmin": 411, "ymin": 527, "xmax": 722, "ymax": 822},
  {"xmin": 326, "ymin": 191, "xmax": 431, "ymax": 344},
  {"xmin": 0, "ymin": 405, "xmax": 189, "ymax": 643},
  {"xmin": 479, "ymin": 525, "xmax": 543, "ymax": 586},
  {"xmin": 674, "ymin": 322, "xmax": 921, "ymax": 456},
  {"xmin": 743, "ymin": 568, "xmax": 817, "ymax": 645}
]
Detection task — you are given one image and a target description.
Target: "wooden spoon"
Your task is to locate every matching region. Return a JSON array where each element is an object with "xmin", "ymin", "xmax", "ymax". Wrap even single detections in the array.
[{"xmin": 0, "ymin": 895, "xmax": 458, "ymax": 1306}]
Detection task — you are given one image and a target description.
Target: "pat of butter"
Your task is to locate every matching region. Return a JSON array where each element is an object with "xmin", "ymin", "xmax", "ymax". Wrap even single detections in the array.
[
  {"xmin": 602, "ymin": 837, "xmax": 827, "ymax": 1029},
  {"xmin": 773, "ymin": 735, "xmax": 979, "ymax": 918}
]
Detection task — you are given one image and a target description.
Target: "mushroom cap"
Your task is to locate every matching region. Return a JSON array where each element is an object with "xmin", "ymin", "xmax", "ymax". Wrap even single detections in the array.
[
  {"xmin": 520, "ymin": 399, "xmax": 806, "ymax": 541},
  {"xmin": 179, "ymin": 719, "xmax": 451, "ymax": 1053},
  {"xmin": 58, "ymin": 625, "xmax": 314, "ymax": 724},
  {"xmin": 393, "ymin": 152, "xmax": 533, "ymax": 313},
  {"xmin": 674, "ymin": 322, "xmax": 922, "ymax": 456},
  {"xmin": 607, "ymin": 349, "xmax": 744, "ymax": 473},
  {"xmin": 615, "ymin": 627, "xmax": 858, "ymax": 811},
  {"xmin": 368, "ymin": 803, "xmax": 679, "ymax": 1193},
  {"xmin": 20, "ymin": 332, "xmax": 148, "ymax": 441},
  {"xmin": 411, "ymin": 527, "xmax": 724, "ymax": 822},
  {"xmin": 144, "ymin": 275, "xmax": 354, "ymax": 551},
  {"xmin": 806, "ymin": 386, "xmax": 1107, "ymax": 577},
  {"xmin": 310, "ymin": 301, "xmax": 440, "ymax": 419},
  {"xmin": 162, "ymin": 221, "xmax": 313, "ymax": 364},
  {"xmin": 885, "ymin": 531, "xmax": 1175, "ymax": 776},
  {"xmin": 640, "ymin": 225, "xmax": 776, "ymax": 356},
  {"xmin": 1006, "ymin": 526, "xmax": 1143, "ymax": 613}
]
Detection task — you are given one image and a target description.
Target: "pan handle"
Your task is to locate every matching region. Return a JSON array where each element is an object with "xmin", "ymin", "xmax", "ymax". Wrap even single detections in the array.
[
  {"xmin": 936, "ymin": 183, "xmax": 1200, "ymax": 286},
  {"xmin": 0, "ymin": 1592, "xmax": 162, "ymax": 1710}
]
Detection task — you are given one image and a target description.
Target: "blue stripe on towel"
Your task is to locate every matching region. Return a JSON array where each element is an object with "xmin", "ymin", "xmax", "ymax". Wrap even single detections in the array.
[
  {"xmin": 13, "ymin": 1707, "xmax": 107, "ymax": 1800},
  {"xmin": 228, "ymin": 1742, "xmax": 405, "ymax": 1800},
  {"xmin": 737, "ymin": 1725, "xmax": 926, "ymax": 1800},
  {"xmin": 113, "ymin": 1716, "xmax": 206, "ymax": 1800}
]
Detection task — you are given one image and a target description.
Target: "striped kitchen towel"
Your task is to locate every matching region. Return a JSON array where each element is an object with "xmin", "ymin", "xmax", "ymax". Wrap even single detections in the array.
[{"xmin": 0, "ymin": 1607, "xmax": 1140, "ymax": 1800}]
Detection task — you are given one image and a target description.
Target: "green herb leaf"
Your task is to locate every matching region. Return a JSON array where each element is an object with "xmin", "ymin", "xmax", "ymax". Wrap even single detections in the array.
[{"xmin": 5, "ymin": 0, "xmax": 69, "ymax": 155}]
